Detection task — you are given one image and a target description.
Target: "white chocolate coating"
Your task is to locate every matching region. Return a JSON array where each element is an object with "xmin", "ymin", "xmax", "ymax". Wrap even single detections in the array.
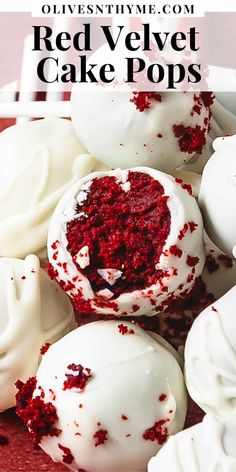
[
  {"xmin": 71, "ymin": 90, "xmax": 210, "ymax": 172},
  {"xmin": 180, "ymin": 100, "xmax": 236, "ymax": 175},
  {"xmin": 199, "ymin": 134, "xmax": 236, "ymax": 258},
  {"xmin": 0, "ymin": 255, "xmax": 75, "ymax": 411},
  {"xmin": 148, "ymin": 414, "xmax": 236, "ymax": 471},
  {"xmin": 33, "ymin": 320, "xmax": 187, "ymax": 472},
  {"xmin": 47, "ymin": 167, "xmax": 205, "ymax": 317},
  {"xmin": 202, "ymin": 235, "xmax": 236, "ymax": 301},
  {"xmin": 0, "ymin": 118, "xmax": 105, "ymax": 259},
  {"xmin": 185, "ymin": 286, "xmax": 236, "ymax": 421}
]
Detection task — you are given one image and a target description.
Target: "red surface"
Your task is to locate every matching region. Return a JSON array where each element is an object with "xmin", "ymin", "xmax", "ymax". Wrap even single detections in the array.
[{"xmin": 0, "ymin": 409, "xmax": 67, "ymax": 472}]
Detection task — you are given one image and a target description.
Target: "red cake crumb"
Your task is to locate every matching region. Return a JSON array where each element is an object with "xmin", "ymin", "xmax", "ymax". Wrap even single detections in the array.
[
  {"xmin": 189, "ymin": 222, "xmax": 198, "ymax": 233},
  {"xmin": 66, "ymin": 171, "xmax": 171, "ymax": 301},
  {"xmin": 15, "ymin": 378, "xmax": 61, "ymax": 445},
  {"xmin": 175, "ymin": 178, "xmax": 193, "ymax": 196},
  {"xmin": 143, "ymin": 418, "xmax": 169, "ymax": 445},
  {"xmin": 40, "ymin": 343, "xmax": 51, "ymax": 355},
  {"xmin": 191, "ymin": 94, "xmax": 203, "ymax": 116},
  {"xmin": 58, "ymin": 444, "xmax": 74, "ymax": 464},
  {"xmin": 169, "ymin": 245, "xmax": 183, "ymax": 258},
  {"xmin": 93, "ymin": 429, "xmax": 108, "ymax": 447},
  {"xmin": 200, "ymin": 92, "xmax": 215, "ymax": 109},
  {"xmin": 121, "ymin": 415, "xmax": 128, "ymax": 421},
  {"xmin": 173, "ymin": 124, "xmax": 206, "ymax": 155},
  {"xmin": 47, "ymin": 262, "xmax": 59, "ymax": 280},
  {"xmin": 0, "ymin": 434, "xmax": 9, "ymax": 446},
  {"xmin": 205, "ymin": 254, "xmax": 220, "ymax": 273},
  {"xmin": 63, "ymin": 364, "xmax": 92, "ymax": 391},
  {"xmin": 130, "ymin": 92, "xmax": 162, "ymax": 112},
  {"xmin": 118, "ymin": 324, "xmax": 135, "ymax": 335},
  {"xmin": 186, "ymin": 256, "xmax": 200, "ymax": 267},
  {"xmin": 159, "ymin": 394, "xmax": 167, "ymax": 402},
  {"xmin": 178, "ymin": 222, "xmax": 198, "ymax": 241},
  {"xmin": 211, "ymin": 306, "xmax": 217, "ymax": 313},
  {"xmin": 178, "ymin": 223, "xmax": 189, "ymax": 241}
]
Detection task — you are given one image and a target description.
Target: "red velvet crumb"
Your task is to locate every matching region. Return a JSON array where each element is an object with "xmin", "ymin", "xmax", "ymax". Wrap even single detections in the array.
[
  {"xmin": 93, "ymin": 429, "xmax": 108, "ymax": 447},
  {"xmin": 130, "ymin": 92, "xmax": 162, "ymax": 111},
  {"xmin": 58, "ymin": 444, "xmax": 74, "ymax": 464},
  {"xmin": 47, "ymin": 262, "xmax": 59, "ymax": 280},
  {"xmin": 173, "ymin": 124, "xmax": 206, "ymax": 155},
  {"xmin": 200, "ymin": 92, "xmax": 215, "ymax": 108},
  {"xmin": 121, "ymin": 415, "xmax": 128, "ymax": 420},
  {"xmin": 63, "ymin": 364, "xmax": 92, "ymax": 391},
  {"xmin": 118, "ymin": 324, "xmax": 134, "ymax": 335},
  {"xmin": 66, "ymin": 171, "xmax": 171, "ymax": 302},
  {"xmin": 205, "ymin": 254, "xmax": 220, "ymax": 273},
  {"xmin": 169, "ymin": 245, "xmax": 182, "ymax": 258},
  {"xmin": 40, "ymin": 343, "xmax": 51, "ymax": 356},
  {"xmin": 186, "ymin": 256, "xmax": 200, "ymax": 267},
  {"xmin": 15, "ymin": 378, "xmax": 61, "ymax": 444},
  {"xmin": 143, "ymin": 419, "xmax": 169, "ymax": 445},
  {"xmin": 175, "ymin": 178, "xmax": 193, "ymax": 196},
  {"xmin": 159, "ymin": 394, "xmax": 167, "ymax": 402},
  {"xmin": 211, "ymin": 306, "xmax": 217, "ymax": 313}
]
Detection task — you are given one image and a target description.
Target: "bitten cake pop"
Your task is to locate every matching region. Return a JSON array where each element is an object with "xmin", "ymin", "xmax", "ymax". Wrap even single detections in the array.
[
  {"xmin": 71, "ymin": 90, "xmax": 214, "ymax": 171},
  {"xmin": 0, "ymin": 255, "xmax": 75, "ymax": 412},
  {"xmin": 148, "ymin": 414, "xmax": 236, "ymax": 471},
  {"xmin": 199, "ymin": 134, "xmax": 236, "ymax": 259},
  {"xmin": 185, "ymin": 286, "xmax": 236, "ymax": 421},
  {"xmin": 48, "ymin": 167, "xmax": 205, "ymax": 317},
  {"xmin": 16, "ymin": 320, "xmax": 187, "ymax": 472},
  {"xmin": 0, "ymin": 118, "xmax": 105, "ymax": 259}
]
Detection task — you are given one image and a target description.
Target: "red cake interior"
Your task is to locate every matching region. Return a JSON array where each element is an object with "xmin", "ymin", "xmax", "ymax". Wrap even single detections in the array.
[{"xmin": 66, "ymin": 171, "xmax": 171, "ymax": 297}]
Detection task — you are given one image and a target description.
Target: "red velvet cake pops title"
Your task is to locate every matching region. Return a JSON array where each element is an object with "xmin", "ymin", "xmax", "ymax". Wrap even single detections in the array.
[{"xmin": 32, "ymin": 23, "xmax": 202, "ymax": 89}]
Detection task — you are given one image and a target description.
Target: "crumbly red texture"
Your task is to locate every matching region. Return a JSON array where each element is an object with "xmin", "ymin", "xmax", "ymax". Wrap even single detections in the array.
[
  {"xmin": 200, "ymin": 92, "xmax": 215, "ymax": 109},
  {"xmin": 66, "ymin": 172, "xmax": 171, "ymax": 299},
  {"xmin": 40, "ymin": 343, "xmax": 51, "ymax": 356},
  {"xmin": 93, "ymin": 429, "xmax": 108, "ymax": 447},
  {"xmin": 211, "ymin": 306, "xmax": 217, "ymax": 312},
  {"xmin": 121, "ymin": 415, "xmax": 128, "ymax": 421},
  {"xmin": 58, "ymin": 444, "xmax": 74, "ymax": 464},
  {"xmin": 205, "ymin": 254, "xmax": 220, "ymax": 273},
  {"xmin": 130, "ymin": 92, "xmax": 162, "ymax": 112},
  {"xmin": 159, "ymin": 394, "xmax": 167, "ymax": 402},
  {"xmin": 63, "ymin": 364, "xmax": 92, "ymax": 391},
  {"xmin": 178, "ymin": 221, "xmax": 198, "ymax": 240},
  {"xmin": 15, "ymin": 378, "xmax": 61, "ymax": 445},
  {"xmin": 175, "ymin": 178, "xmax": 193, "ymax": 196},
  {"xmin": 143, "ymin": 418, "xmax": 169, "ymax": 445},
  {"xmin": 173, "ymin": 124, "xmax": 206, "ymax": 155},
  {"xmin": 118, "ymin": 324, "xmax": 134, "ymax": 335},
  {"xmin": 187, "ymin": 256, "xmax": 200, "ymax": 267},
  {"xmin": 169, "ymin": 245, "xmax": 183, "ymax": 258}
]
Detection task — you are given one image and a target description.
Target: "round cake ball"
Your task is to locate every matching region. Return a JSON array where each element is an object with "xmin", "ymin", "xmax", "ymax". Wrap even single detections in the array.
[
  {"xmin": 185, "ymin": 286, "xmax": 236, "ymax": 421},
  {"xmin": 16, "ymin": 320, "xmax": 187, "ymax": 472},
  {"xmin": 48, "ymin": 167, "xmax": 205, "ymax": 317},
  {"xmin": 199, "ymin": 134, "xmax": 236, "ymax": 258},
  {"xmin": 0, "ymin": 255, "xmax": 75, "ymax": 412},
  {"xmin": 148, "ymin": 414, "xmax": 236, "ymax": 471},
  {"xmin": 0, "ymin": 118, "xmax": 105, "ymax": 259},
  {"xmin": 71, "ymin": 90, "xmax": 214, "ymax": 171}
]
